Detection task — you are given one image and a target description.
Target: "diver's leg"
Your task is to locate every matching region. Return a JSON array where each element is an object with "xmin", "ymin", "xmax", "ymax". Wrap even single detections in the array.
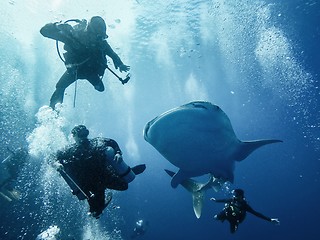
[
  {"xmin": 105, "ymin": 175, "xmax": 129, "ymax": 191},
  {"xmin": 87, "ymin": 75, "xmax": 105, "ymax": 92},
  {"xmin": 214, "ymin": 211, "xmax": 226, "ymax": 222},
  {"xmin": 229, "ymin": 219, "xmax": 239, "ymax": 234},
  {"xmin": 50, "ymin": 71, "xmax": 76, "ymax": 109},
  {"xmin": 88, "ymin": 191, "xmax": 105, "ymax": 218},
  {"xmin": 230, "ymin": 222, "xmax": 238, "ymax": 234}
]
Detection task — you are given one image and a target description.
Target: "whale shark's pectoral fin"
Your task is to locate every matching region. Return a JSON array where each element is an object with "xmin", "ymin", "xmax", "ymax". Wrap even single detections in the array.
[
  {"xmin": 233, "ymin": 139, "xmax": 283, "ymax": 161},
  {"xmin": 165, "ymin": 169, "xmax": 203, "ymax": 192},
  {"xmin": 192, "ymin": 190, "xmax": 204, "ymax": 219},
  {"xmin": 171, "ymin": 169, "xmax": 190, "ymax": 188}
]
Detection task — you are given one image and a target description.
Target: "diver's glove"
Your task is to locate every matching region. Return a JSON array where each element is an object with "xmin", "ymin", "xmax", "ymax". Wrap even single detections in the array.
[
  {"xmin": 113, "ymin": 61, "xmax": 130, "ymax": 73},
  {"xmin": 118, "ymin": 64, "xmax": 130, "ymax": 73},
  {"xmin": 52, "ymin": 161, "xmax": 64, "ymax": 171},
  {"xmin": 271, "ymin": 218, "xmax": 280, "ymax": 225},
  {"xmin": 54, "ymin": 22, "xmax": 73, "ymax": 34}
]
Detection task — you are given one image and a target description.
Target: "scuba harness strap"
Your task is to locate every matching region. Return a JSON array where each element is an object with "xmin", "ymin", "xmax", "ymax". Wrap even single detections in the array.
[
  {"xmin": 225, "ymin": 200, "xmax": 244, "ymax": 218},
  {"xmin": 73, "ymin": 70, "xmax": 77, "ymax": 108}
]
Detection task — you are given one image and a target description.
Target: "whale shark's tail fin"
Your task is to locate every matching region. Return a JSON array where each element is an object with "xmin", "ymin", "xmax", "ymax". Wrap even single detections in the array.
[
  {"xmin": 164, "ymin": 170, "xmax": 224, "ymax": 218},
  {"xmin": 234, "ymin": 139, "xmax": 283, "ymax": 162},
  {"xmin": 192, "ymin": 190, "xmax": 204, "ymax": 219}
]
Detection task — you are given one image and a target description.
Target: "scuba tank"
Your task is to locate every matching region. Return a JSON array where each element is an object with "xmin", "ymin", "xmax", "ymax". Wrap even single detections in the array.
[{"xmin": 104, "ymin": 146, "xmax": 135, "ymax": 183}]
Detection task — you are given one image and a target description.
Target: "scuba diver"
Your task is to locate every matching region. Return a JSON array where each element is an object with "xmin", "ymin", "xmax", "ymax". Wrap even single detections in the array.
[
  {"xmin": 40, "ymin": 16, "xmax": 130, "ymax": 109},
  {"xmin": 131, "ymin": 219, "xmax": 149, "ymax": 238},
  {"xmin": 50, "ymin": 125, "xmax": 146, "ymax": 218},
  {"xmin": 211, "ymin": 189, "xmax": 280, "ymax": 233},
  {"xmin": 0, "ymin": 147, "xmax": 29, "ymax": 202},
  {"xmin": 36, "ymin": 225, "xmax": 60, "ymax": 240}
]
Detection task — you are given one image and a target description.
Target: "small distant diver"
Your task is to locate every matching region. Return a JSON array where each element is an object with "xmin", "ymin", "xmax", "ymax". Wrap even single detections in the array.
[
  {"xmin": 0, "ymin": 147, "xmax": 29, "ymax": 202},
  {"xmin": 49, "ymin": 125, "xmax": 146, "ymax": 218},
  {"xmin": 131, "ymin": 219, "xmax": 149, "ymax": 238}
]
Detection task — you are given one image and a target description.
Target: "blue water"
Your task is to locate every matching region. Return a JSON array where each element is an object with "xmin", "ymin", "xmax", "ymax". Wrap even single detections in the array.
[{"xmin": 0, "ymin": 0, "xmax": 319, "ymax": 239}]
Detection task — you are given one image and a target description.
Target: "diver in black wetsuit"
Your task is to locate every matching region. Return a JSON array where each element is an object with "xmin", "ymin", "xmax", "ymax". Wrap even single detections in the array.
[
  {"xmin": 0, "ymin": 147, "xmax": 29, "ymax": 201},
  {"xmin": 51, "ymin": 125, "xmax": 146, "ymax": 218},
  {"xmin": 40, "ymin": 16, "xmax": 130, "ymax": 109},
  {"xmin": 211, "ymin": 189, "xmax": 280, "ymax": 233},
  {"xmin": 131, "ymin": 219, "xmax": 149, "ymax": 238}
]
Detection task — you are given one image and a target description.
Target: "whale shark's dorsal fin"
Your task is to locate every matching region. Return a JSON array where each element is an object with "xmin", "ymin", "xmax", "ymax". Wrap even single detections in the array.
[{"xmin": 233, "ymin": 139, "xmax": 283, "ymax": 161}]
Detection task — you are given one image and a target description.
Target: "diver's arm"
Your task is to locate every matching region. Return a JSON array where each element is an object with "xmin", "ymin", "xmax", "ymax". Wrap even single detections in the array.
[
  {"xmin": 40, "ymin": 22, "xmax": 75, "ymax": 44},
  {"xmin": 104, "ymin": 42, "xmax": 130, "ymax": 72},
  {"xmin": 47, "ymin": 153, "xmax": 64, "ymax": 171},
  {"xmin": 52, "ymin": 161, "xmax": 64, "ymax": 171},
  {"xmin": 246, "ymin": 204, "xmax": 273, "ymax": 221},
  {"xmin": 210, "ymin": 198, "xmax": 230, "ymax": 203}
]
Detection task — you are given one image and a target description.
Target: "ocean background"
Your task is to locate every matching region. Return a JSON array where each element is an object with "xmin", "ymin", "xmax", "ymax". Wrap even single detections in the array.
[{"xmin": 0, "ymin": 0, "xmax": 319, "ymax": 239}]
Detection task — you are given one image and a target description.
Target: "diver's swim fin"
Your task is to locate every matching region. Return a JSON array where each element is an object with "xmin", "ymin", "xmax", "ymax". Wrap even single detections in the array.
[
  {"xmin": 91, "ymin": 192, "xmax": 113, "ymax": 219},
  {"xmin": 132, "ymin": 164, "xmax": 146, "ymax": 175}
]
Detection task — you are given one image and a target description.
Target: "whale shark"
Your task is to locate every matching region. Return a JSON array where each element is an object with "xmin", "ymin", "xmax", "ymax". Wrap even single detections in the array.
[
  {"xmin": 143, "ymin": 101, "xmax": 282, "ymax": 188},
  {"xmin": 165, "ymin": 169, "xmax": 223, "ymax": 218}
]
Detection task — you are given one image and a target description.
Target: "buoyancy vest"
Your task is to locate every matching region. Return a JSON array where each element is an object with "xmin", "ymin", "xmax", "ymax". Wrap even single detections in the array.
[
  {"xmin": 225, "ymin": 199, "xmax": 245, "ymax": 220},
  {"xmin": 104, "ymin": 146, "xmax": 135, "ymax": 183}
]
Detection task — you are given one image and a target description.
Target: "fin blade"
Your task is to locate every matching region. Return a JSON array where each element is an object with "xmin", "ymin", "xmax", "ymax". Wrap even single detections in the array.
[{"xmin": 132, "ymin": 164, "xmax": 146, "ymax": 175}]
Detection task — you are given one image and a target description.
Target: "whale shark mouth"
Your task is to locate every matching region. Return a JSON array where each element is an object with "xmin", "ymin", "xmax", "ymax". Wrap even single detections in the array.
[
  {"xmin": 143, "ymin": 117, "xmax": 156, "ymax": 140},
  {"xmin": 143, "ymin": 106, "xmax": 180, "ymax": 140}
]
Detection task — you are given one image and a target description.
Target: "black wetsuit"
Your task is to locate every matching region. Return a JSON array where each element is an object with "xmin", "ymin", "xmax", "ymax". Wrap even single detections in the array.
[
  {"xmin": 56, "ymin": 137, "xmax": 127, "ymax": 215},
  {"xmin": 40, "ymin": 21, "xmax": 125, "ymax": 108},
  {"xmin": 215, "ymin": 197, "xmax": 272, "ymax": 233}
]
